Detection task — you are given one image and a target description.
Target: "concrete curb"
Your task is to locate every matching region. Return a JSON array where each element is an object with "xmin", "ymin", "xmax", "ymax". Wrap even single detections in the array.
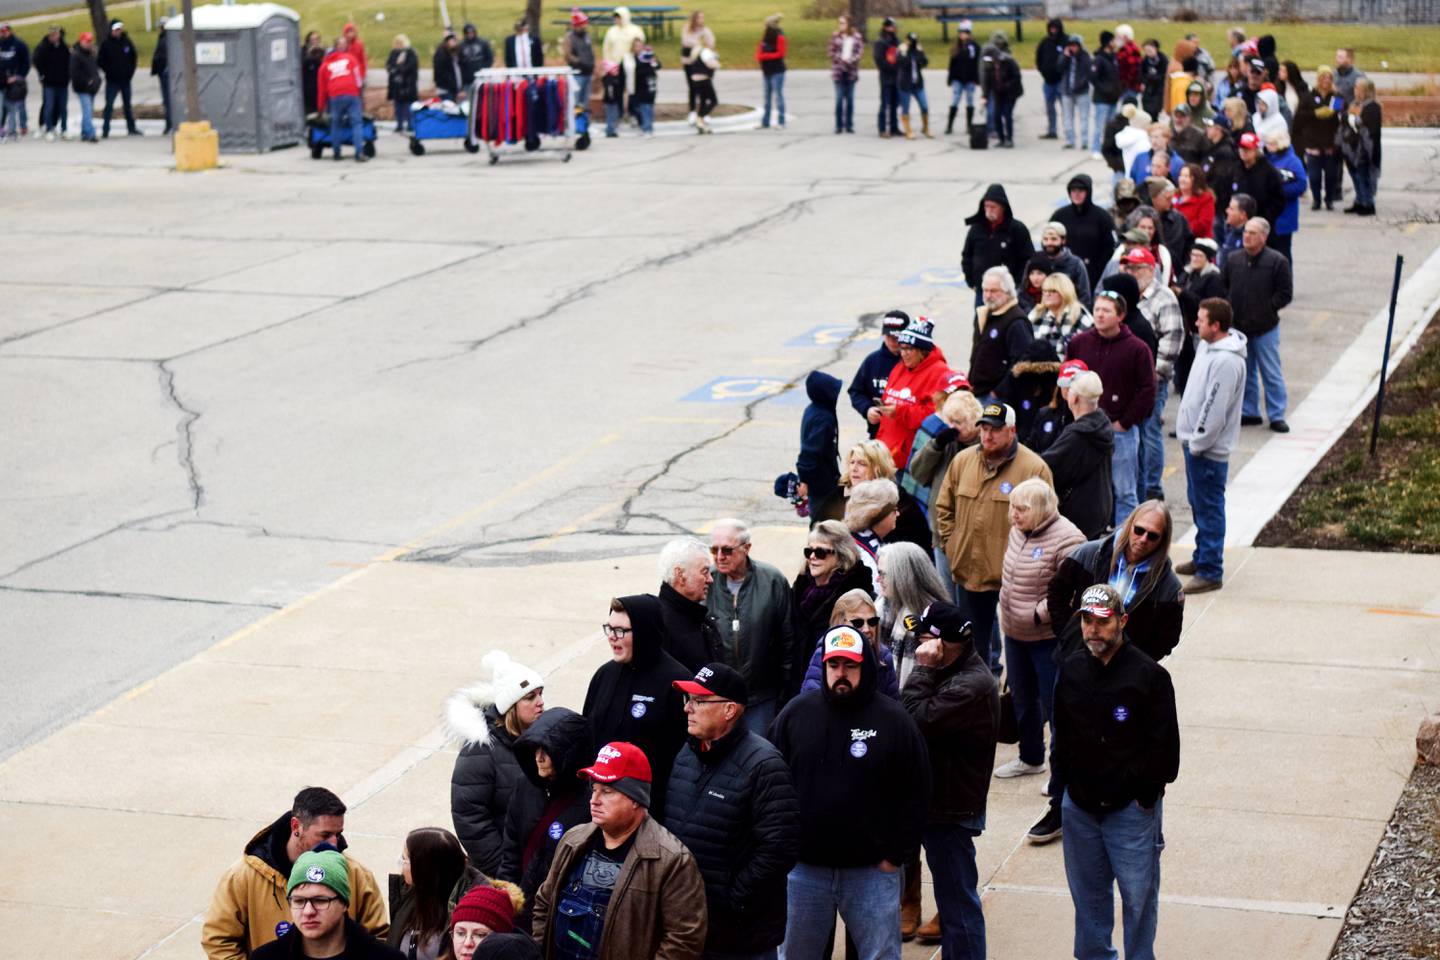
[{"xmin": 1176, "ymin": 242, "xmax": 1440, "ymax": 549}]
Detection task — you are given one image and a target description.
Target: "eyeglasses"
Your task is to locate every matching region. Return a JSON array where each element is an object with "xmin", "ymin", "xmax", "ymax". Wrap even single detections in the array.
[
  {"xmin": 1132, "ymin": 525, "xmax": 1163, "ymax": 543},
  {"xmin": 601, "ymin": 624, "xmax": 634, "ymax": 639},
  {"xmin": 710, "ymin": 544, "xmax": 744, "ymax": 556},
  {"xmin": 803, "ymin": 546, "xmax": 834, "ymax": 559},
  {"xmin": 288, "ymin": 895, "xmax": 341, "ymax": 911},
  {"xmin": 682, "ymin": 694, "xmax": 728, "ymax": 706},
  {"xmin": 849, "ymin": 617, "xmax": 881, "ymax": 630}
]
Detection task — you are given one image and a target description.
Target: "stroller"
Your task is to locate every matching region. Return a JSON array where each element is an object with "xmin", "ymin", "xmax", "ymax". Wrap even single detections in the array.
[{"xmin": 307, "ymin": 111, "xmax": 377, "ymax": 159}]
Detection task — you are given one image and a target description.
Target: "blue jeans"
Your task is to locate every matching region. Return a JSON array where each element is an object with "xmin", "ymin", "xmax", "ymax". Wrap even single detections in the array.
[
  {"xmin": 899, "ymin": 86, "xmax": 929, "ymax": 116},
  {"xmin": 1111, "ymin": 424, "xmax": 1140, "ymax": 528},
  {"xmin": 706, "ymin": 951, "xmax": 777, "ymax": 960},
  {"xmin": 1091, "ymin": 100, "xmax": 1116, "ymax": 152},
  {"xmin": 1349, "ymin": 160, "xmax": 1378, "ymax": 206},
  {"xmin": 878, "ymin": 82, "xmax": 898, "ymax": 134},
  {"xmin": 762, "ymin": 72, "xmax": 785, "ymax": 127},
  {"xmin": 934, "ymin": 547, "xmax": 963, "ymax": 607},
  {"xmin": 42, "ymin": 84, "xmax": 68, "ymax": 132},
  {"xmin": 959, "ymin": 588, "xmax": 1000, "ymax": 676},
  {"xmin": 1042, "ymin": 80, "xmax": 1060, "ymax": 134},
  {"xmin": 923, "ymin": 819, "xmax": 986, "ymax": 960},
  {"xmin": 102, "ymin": 78, "xmax": 135, "ymax": 134},
  {"xmin": 1061, "ymin": 91, "xmax": 1089, "ymax": 147},
  {"xmin": 2, "ymin": 95, "xmax": 26, "ymax": 134},
  {"xmin": 949, "ymin": 80, "xmax": 977, "ymax": 109},
  {"xmin": 833, "ymin": 78, "xmax": 855, "ymax": 131},
  {"xmin": 328, "ymin": 94, "xmax": 364, "ymax": 156},
  {"xmin": 604, "ymin": 101, "xmax": 621, "ymax": 134},
  {"xmin": 77, "ymin": 92, "xmax": 95, "ymax": 140},
  {"xmin": 1183, "ymin": 447, "xmax": 1228, "ymax": 581},
  {"xmin": 1138, "ymin": 379, "xmax": 1168, "ymax": 500},
  {"xmin": 1062, "ymin": 793, "xmax": 1164, "ymax": 960},
  {"xmin": 637, "ymin": 101, "xmax": 654, "ymax": 132},
  {"xmin": 1003, "ymin": 636, "xmax": 1059, "ymax": 766},
  {"xmin": 394, "ymin": 98, "xmax": 412, "ymax": 130},
  {"xmin": 1242, "ymin": 326, "xmax": 1287, "ymax": 422},
  {"xmin": 781, "ymin": 863, "xmax": 902, "ymax": 960}
]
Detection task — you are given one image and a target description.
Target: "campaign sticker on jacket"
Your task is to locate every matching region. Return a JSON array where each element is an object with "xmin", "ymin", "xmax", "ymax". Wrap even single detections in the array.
[
  {"xmin": 1043, "ymin": 421, "xmax": 1054, "ymax": 432},
  {"xmin": 850, "ymin": 727, "xmax": 877, "ymax": 758},
  {"xmin": 1114, "ymin": 705, "xmax": 1130, "ymax": 722},
  {"xmin": 548, "ymin": 820, "xmax": 565, "ymax": 840},
  {"xmin": 1000, "ymin": 481, "xmax": 1013, "ymax": 494},
  {"xmin": 276, "ymin": 922, "xmax": 293, "ymax": 938},
  {"xmin": 630, "ymin": 701, "xmax": 647, "ymax": 718},
  {"xmin": 989, "ymin": 328, "xmax": 999, "ymax": 338},
  {"xmin": 850, "ymin": 741, "xmax": 868, "ymax": 758},
  {"xmin": 1031, "ymin": 546, "xmax": 1043, "ymax": 559}
]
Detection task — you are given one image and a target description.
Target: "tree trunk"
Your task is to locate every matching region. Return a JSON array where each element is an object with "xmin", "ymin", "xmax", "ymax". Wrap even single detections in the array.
[
  {"xmin": 88, "ymin": 0, "xmax": 110, "ymax": 44},
  {"xmin": 526, "ymin": 0, "xmax": 543, "ymax": 42},
  {"xmin": 850, "ymin": 0, "xmax": 870, "ymax": 38}
]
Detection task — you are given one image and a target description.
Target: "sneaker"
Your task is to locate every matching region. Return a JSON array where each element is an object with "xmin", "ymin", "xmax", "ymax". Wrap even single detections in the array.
[
  {"xmin": 1241, "ymin": 414, "xmax": 1264, "ymax": 426},
  {"xmin": 1186, "ymin": 576, "xmax": 1223, "ymax": 594},
  {"xmin": 1090, "ymin": 151, "xmax": 1103, "ymax": 160},
  {"xmin": 687, "ymin": 110, "xmax": 697, "ymax": 126},
  {"xmin": 1174, "ymin": 559, "xmax": 1196, "ymax": 576},
  {"xmin": 995, "ymin": 758, "xmax": 1046, "ymax": 779},
  {"xmin": 45, "ymin": 131, "xmax": 56, "ymax": 142},
  {"xmin": 1062, "ymin": 141, "xmax": 1074, "ymax": 149},
  {"xmin": 1269, "ymin": 420, "xmax": 1290, "ymax": 433},
  {"xmin": 1040, "ymin": 131, "xmax": 1058, "ymax": 139},
  {"xmin": 355, "ymin": 153, "xmax": 369, "ymax": 163},
  {"xmin": 1027, "ymin": 805, "xmax": 1063, "ymax": 844}
]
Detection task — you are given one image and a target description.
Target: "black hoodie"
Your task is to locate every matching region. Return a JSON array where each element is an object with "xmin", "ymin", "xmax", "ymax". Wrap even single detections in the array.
[
  {"xmin": 1053, "ymin": 174, "xmax": 1119, "ymax": 286},
  {"xmin": 499, "ymin": 708, "xmax": 595, "ymax": 925},
  {"xmin": 961, "ymin": 184, "xmax": 1034, "ymax": 290},
  {"xmin": 583, "ymin": 593, "xmax": 689, "ymax": 814},
  {"xmin": 1041, "ymin": 409, "xmax": 1115, "ymax": 538},
  {"xmin": 770, "ymin": 638, "xmax": 931, "ymax": 868},
  {"xmin": 798, "ymin": 371, "xmax": 841, "ymax": 509},
  {"xmin": 1036, "ymin": 18, "xmax": 1066, "ymax": 84}
]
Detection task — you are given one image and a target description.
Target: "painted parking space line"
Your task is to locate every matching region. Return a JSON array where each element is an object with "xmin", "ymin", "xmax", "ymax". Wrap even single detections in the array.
[
  {"xmin": 900, "ymin": 266, "xmax": 968, "ymax": 288},
  {"xmin": 784, "ymin": 324, "xmax": 881, "ymax": 348},
  {"xmin": 681, "ymin": 376, "xmax": 805, "ymax": 405}
]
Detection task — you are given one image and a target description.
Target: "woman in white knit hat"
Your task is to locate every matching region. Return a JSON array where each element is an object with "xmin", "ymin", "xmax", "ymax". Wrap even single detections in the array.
[{"xmin": 444, "ymin": 651, "xmax": 545, "ymax": 876}]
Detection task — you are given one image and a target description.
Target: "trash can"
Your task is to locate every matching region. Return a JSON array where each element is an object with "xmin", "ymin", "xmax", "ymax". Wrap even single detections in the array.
[{"xmin": 165, "ymin": 3, "xmax": 304, "ymax": 152}]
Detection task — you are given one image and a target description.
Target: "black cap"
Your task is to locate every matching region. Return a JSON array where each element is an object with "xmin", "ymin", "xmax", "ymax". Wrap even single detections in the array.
[
  {"xmin": 881, "ymin": 309, "xmax": 911, "ymax": 333},
  {"xmin": 673, "ymin": 662, "xmax": 749, "ymax": 706},
  {"xmin": 977, "ymin": 402, "xmax": 1016, "ymax": 428},
  {"xmin": 915, "ymin": 602, "xmax": 973, "ymax": 645}
]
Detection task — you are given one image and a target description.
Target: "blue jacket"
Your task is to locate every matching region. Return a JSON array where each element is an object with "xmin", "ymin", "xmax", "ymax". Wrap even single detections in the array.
[
  {"xmin": 800, "ymin": 637, "xmax": 899, "ymax": 699},
  {"xmin": 1268, "ymin": 146, "xmax": 1308, "ymax": 235},
  {"xmin": 1128, "ymin": 149, "xmax": 1184, "ymax": 184},
  {"xmin": 798, "ymin": 371, "xmax": 841, "ymax": 507}
]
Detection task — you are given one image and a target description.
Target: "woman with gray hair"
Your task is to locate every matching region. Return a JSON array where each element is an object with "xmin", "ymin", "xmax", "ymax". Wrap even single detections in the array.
[
  {"xmin": 997, "ymin": 477, "xmax": 1084, "ymax": 780},
  {"xmin": 791, "ymin": 519, "xmax": 874, "ymax": 671},
  {"xmin": 845, "ymin": 478, "xmax": 899, "ymax": 574}
]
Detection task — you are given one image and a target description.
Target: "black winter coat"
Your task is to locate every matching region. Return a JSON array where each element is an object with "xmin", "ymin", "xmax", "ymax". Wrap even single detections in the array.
[
  {"xmin": 658, "ymin": 581, "xmax": 722, "ymax": 673},
  {"xmin": 583, "ymin": 593, "xmax": 690, "ymax": 814},
  {"xmin": 97, "ymin": 32, "xmax": 137, "ymax": 82},
  {"xmin": 873, "ymin": 34, "xmax": 898, "ymax": 84},
  {"xmin": 302, "ymin": 48, "xmax": 323, "ymax": 112},
  {"xmin": 1054, "ymin": 175, "xmax": 1118, "ymax": 287},
  {"xmin": 1140, "ymin": 52, "xmax": 1168, "ymax": 119},
  {"xmin": 1202, "ymin": 136, "xmax": 1240, "ymax": 212},
  {"xmin": 460, "ymin": 31, "xmax": 494, "ymax": 84},
  {"xmin": 962, "ymin": 183, "xmax": 1034, "ymax": 290},
  {"xmin": 252, "ymin": 918, "xmax": 404, "ymax": 960},
  {"xmin": 449, "ymin": 702, "xmax": 524, "ymax": 876},
  {"xmin": 980, "ymin": 45, "xmax": 1022, "ymax": 101},
  {"xmin": 1089, "ymin": 47, "xmax": 1120, "ymax": 104},
  {"xmin": 151, "ymin": 32, "xmax": 168, "ymax": 75},
  {"xmin": 847, "ymin": 342, "xmax": 900, "ymax": 437},
  {"xmin": 947, "ymin": 40, "xmax": 979, "ymax": 85},
  {"xmin": 1047, "ymin": 535, "xmax": 1184, "ymax": 662},
  {"xmin": 798, "ymin": 371, "xmax": 841, "ymax": 508},
  {"xmin": 899, "ymin": 644, "xmax": 999, "ymax": 822},
  {"xmin": 433, "ymin": 47, "xmax": 464, "ymax": 98},
  {"xmin": 1221, "ymin": 244, "xmax": 1292, "ymax": 338},
  {"xmin": 386, "ymin": 47, "xmax": 419, "ymax": 103},
  {"xmin": 500, "ymin": 708, "xmax": 594, "ymax": 929},
  {"xmin": 770, "ymin": 638, "xmax": 931, "ymax": 868},
  {"xmin": 790, "ymin": 562, "xmax": 875, "ymax": 689},
  {"xmin": 1025, "ymin": 401, "xmax": 1070, "ymax": 454},
  {"xmin": 1035, "ymin": 22, "xmax": 1066, "ymax": 84},
  {"xmin": 34, "ymin": 36, "xmax": 70, "ymax": 86},
  {"xmin": 968, "ymin": 301, "xmax": 1032, "ymax": 400},
  {"xmin": 1041, "ymin": 410, "xmax": 1115, "ymax": 539},
  {"xmin": 706, "ymin": 559, "xmax": 800, "ymax": 703},
  {"xmin": 1230, "ymin": 155, "xmax": 1286, "ymax": 229},
  {"xmin": 1053, "ymin": 640, "xmax": 1179, "ymax": 815},
  {"xmin": 663, "ymin": 725, "xmax": 800, "ymax": 954},
  {"xmin": 70, "ymin": 44, "xmax": 100, "ymax": 95}
]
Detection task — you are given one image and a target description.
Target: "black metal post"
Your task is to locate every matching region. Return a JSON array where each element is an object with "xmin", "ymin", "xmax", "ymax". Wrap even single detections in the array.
[{"xmin": 1369, "ymin": 254, "xmax": 1405, "ymax": 458}]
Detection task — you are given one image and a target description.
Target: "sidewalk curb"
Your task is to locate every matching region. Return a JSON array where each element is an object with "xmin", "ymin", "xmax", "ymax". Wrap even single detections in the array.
[{"xmin": 1177, "ymin": 241, "xmax": 1440, "ymax": 549}]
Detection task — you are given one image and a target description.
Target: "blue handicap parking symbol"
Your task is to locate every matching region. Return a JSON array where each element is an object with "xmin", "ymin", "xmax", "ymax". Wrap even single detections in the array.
[
  {"xmin": 899, "ymin": 267, "xmax": 969, "ymax": 288},
  {"xmin": 682, "ymin": 376, "xmax": 806, "ymax": 405},
  {"xmin": 784, "ymin": 325, "xmax": 882, "ymax": 349}
]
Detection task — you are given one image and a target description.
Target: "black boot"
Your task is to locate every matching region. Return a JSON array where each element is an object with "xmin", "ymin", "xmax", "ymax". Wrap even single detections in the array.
[
  {"xmin": 965, "ymin": 106, "xmax": 974, "ymax": 130},
  {"xmin": 946, "ymin": 105, "xmax": 957, "ymax": 135}
]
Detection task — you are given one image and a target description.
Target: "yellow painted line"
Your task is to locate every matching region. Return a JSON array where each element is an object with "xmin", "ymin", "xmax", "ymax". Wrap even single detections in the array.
[
  {"xmin": 526, "ymin": 498, "xmax": 627, "ymax": 552},
  {"xmin": 637, "ymin": 416, "xmax": 735, "ymax": 425},
  {"xmin": 1367, "ymin": 607, "xmax": 1440, "ymax": 620},
  {"xmin": 1404, "ymin": 222, "xmax": 1422, "ymax": 236}
]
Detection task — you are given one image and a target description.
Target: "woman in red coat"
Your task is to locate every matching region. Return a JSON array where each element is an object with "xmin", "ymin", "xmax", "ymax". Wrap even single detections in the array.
[{"xmin": 1174, "ymin": 162, "xmax": 1215, "ymax": 238}]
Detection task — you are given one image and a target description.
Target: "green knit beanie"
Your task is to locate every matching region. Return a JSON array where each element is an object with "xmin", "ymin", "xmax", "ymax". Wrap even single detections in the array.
[{"xmin": 287, "ymin": 847, "xmax": 351, "ymax": 904}]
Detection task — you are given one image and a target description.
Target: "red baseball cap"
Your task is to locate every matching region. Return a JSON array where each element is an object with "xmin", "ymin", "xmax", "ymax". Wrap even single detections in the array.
[
  {"xmin": 1238, "ymin": 132, "xmax": 1261, "ymax": 150},
  {"xmin": 570, "ymin": 6, "xmax": 589, "ymax": 25},
  {"xmin": 1057, "ymin": 358, "xmax": 1089, "ymax": 387},
  {"xmin": 1120, "ymin": 246, "xmax": 1157, "ymax": 267},
  {"xmin": 821, "ymin": 625, "xmax": 866, "ymax": 662},
  {"xmin": 577, "ymin": 742, "xmax": 652, "ymax": 784},
  {"xmin": 942, "ymin": 371, "xmax": 972, "ymax": 394}
]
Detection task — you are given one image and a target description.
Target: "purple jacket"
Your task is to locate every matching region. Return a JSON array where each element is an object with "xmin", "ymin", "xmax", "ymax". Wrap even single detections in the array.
[{"xmin": 1065, "ymin": 324, "xmax": 1156, "ymax": 430}]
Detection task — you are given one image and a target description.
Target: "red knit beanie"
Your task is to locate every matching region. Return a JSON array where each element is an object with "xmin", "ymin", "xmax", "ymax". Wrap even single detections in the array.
[{"xmin": 450, "ymin": 885, "xmax": 516, "ymax": 934}]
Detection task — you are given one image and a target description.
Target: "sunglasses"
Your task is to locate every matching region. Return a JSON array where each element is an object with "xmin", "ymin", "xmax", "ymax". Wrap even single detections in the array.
[
  {"xmin": 1132, "ymin": 525, "xmax": 1163, "ymax": 543},
  {"xmin": 849, "ymin": 616, "xmax": 881, "ymax": 630},
  {"xmin": 803, "ymin": 546, "xmax": 834, "ymax": 560},
  {"xmin": 710, "ymin": 544, "xmax": 743, "ymax": 556}
]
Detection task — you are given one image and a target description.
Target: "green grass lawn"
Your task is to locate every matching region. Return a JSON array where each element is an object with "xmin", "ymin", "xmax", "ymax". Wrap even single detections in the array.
[{"xmin": 15, "ymin": 2, "xmax": 1440, "ymax": 75}]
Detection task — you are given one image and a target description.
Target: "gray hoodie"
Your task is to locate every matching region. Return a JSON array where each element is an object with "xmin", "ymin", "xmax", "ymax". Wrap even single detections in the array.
[{"xmin": 1177, "ymin": 329, "xmax": 1248, "ymax": 461}]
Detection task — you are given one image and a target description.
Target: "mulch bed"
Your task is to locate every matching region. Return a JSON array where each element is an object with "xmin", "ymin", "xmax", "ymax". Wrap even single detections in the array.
[{"xmin": 1329, "ymin": 760, "xmax": 1440, "ymax": 960}]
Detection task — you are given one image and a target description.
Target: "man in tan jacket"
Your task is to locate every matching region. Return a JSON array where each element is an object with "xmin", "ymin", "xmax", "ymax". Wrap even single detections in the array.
[
  {"xmin": 534, "ymin": 741, "xmax": 707, "ymax": 959},
  {"xmin": 202, "ymin": 786, "xmax": 388, "ymax": 958},
  {"xmin": 934, "ymin": 402, "xmax": 1053, "ymax": 676}
]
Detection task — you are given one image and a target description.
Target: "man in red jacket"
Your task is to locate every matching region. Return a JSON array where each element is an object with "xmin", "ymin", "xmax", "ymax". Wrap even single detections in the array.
[
  {"xmin": 1064, "ymin": 290, "xmax": 1154, "ymax": 527},
  {"xmin": 876, "ymin": 317, "xmax": 953, "ymax": 469},
  {"xmin": 318, "ymin": 36, "xmax": 366, "ymax": 162}
]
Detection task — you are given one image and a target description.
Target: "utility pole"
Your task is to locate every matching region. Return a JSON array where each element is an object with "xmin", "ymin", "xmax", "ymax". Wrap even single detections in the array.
[
  {"xmin": 172, "ymin": 0, "xmax": 219, "ymax": 170},
  {"xmin": 181, "ymin": 0, "xmax": 199, "ymax": 121}
]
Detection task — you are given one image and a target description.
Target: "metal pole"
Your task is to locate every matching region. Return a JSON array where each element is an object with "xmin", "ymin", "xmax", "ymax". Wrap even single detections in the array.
[{"xmin": 1369, "ymin": 254, "xmax": 1405, "ymax": 458}]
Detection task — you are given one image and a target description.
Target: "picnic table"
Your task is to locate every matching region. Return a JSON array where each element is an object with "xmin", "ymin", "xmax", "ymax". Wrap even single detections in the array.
[
  {"xmin": 554, "ymin": 5, "xmax": 684, "ymax": 38},
  {"xmin": 916, "ymin": 1, "xmax": 1044, "ymax": 42}
]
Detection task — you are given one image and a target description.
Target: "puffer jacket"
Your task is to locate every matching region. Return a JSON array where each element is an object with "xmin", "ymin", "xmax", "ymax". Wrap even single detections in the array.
[
  {"xmin": 999, "ymin": 512, "xmax": 1086, "ymax": 641},
  {"xmin": 899, "ymin": 640, "xmax": 999, "ymax": 822},
  {"xmin": 875, "ymin": 346, "xmax": 952, "ymax": 468},
  {"xmin": 663, "ymin": 724, "xmax": 800, "ymax": 955},
  {"xmin": 1047, "ymin": 534, "xmax": 1184, "ymax": 661},
  {"xmin": 533, "ymin": 816, "xmax": 708, "ymax": 959},
  {"xmin": 499, "ymin": 708, "xmax": 595, "ymax": 928},
  {"xmin": 446, "ymin": 689, "xmax": 524, "ymax": 876},
  {"xmin": 202, "ymin": 814, "xmax": 388, "ymax": 960},
  {"xmin": 934, "ymin": 441, "xmax": 1054, "ymax": 592}
]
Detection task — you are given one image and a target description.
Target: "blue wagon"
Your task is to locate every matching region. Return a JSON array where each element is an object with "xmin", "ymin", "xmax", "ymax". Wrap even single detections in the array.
[
  {"xmin": 409, "ymin": 103, "xmax": 481, "ymax": 155},
  {"xmin": 307, "ymin": 113, "xmax": 377, "ymax": 159}
]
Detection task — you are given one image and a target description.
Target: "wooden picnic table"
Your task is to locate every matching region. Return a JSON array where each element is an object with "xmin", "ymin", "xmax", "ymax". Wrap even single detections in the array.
[{"xmin": 915, "ymin": 1, "xmax": 1044, "ymax": 42}]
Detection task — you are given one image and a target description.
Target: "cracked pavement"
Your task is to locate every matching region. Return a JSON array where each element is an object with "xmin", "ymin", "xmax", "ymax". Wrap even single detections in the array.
[{"xmin": 4, "ymin": 70, "xmax": 1440, "ymax": 761}]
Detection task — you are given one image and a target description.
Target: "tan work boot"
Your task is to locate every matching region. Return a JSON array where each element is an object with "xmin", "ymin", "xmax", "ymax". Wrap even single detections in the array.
[
  {"xmin": 900, "ymin": 898, "xmax": 921, "ymax": 940},
  {"xmin": 901, "ymin": 114, "xmax": 915, "ymax": 140},
  {"xmin": 917, "ymin": 913, "xmax": 942, "ymax": 944},
  {"xmin": 921, "ymin": 111, "xmax": 933, "ymax": 138}
]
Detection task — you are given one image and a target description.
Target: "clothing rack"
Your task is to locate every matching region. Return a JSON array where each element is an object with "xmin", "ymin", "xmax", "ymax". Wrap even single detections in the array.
[{"xmin": 469, "ymin": 67, "xmax": 578, "ymax": 165}]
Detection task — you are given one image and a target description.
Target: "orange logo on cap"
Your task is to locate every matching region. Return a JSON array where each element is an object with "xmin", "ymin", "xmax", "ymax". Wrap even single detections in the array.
[{"xmin": 830, "ymin": 634, "xmax": 859, "ymax": 649}]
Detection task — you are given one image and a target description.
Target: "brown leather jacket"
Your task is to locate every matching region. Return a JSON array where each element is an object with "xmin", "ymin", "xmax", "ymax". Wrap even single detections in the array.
[{"xmin": 533, "ymin": 816, "xmax": 707, "ymax": 960}]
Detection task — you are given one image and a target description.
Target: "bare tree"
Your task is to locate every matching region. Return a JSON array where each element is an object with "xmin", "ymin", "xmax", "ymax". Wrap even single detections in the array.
[
  {"xmin": 527, "ymin": 0, "xmax": 543, "ymax": 41},
  {"xmin": 88, "ymin": 0, "xmax": 110, "ymax": 42},
  {"xmin": 851, "ymin": 0, "xmax": 870, "ymax": 37}
]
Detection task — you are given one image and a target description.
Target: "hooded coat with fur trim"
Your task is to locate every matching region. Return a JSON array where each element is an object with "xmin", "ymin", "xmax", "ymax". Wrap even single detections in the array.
[{"xmin": 447, "ymin": 677, "xmax": 526, "ymax": 876}]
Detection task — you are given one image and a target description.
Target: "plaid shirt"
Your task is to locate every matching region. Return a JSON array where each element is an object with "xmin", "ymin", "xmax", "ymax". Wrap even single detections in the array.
[
  {"xmin": 1028, "ymin": 304, "xmax": 1094, "ymax": 355},
  {"xmin": 1138, "ymin": 276, "xmax": 1184, "ymax": 381}
]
